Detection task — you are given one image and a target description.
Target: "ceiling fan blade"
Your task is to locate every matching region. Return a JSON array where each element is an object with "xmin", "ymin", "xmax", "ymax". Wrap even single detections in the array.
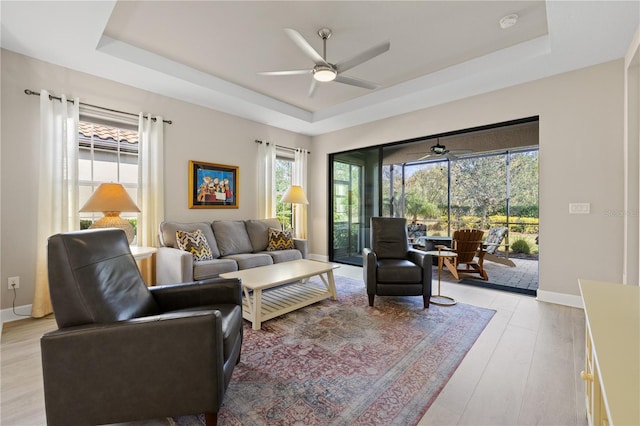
[
  {"xmin": 284, "ymin": 28, "xmax": 328, "ymax": 66},
  {"xmin": 417, "ymin": 154, "xmax": 434, "ymax": 161},
  {"xmin": 336, "ymin": 40, "xmax": 390, "ymax": 73},
  {"xmin": 334, "ymin": 74, "xmax": 380, "ymax": 90},
  {"xmin": 308, "ymin": 78, "xmax": 318, "ymax": 97},
  {"xmin": 449, "ymin": 149, "xmax": 473, "ymax": 155},
  {"xmin": 258, "ymin": 69, "xmax": 311, "ymax": 76},
  {"xmin": 416, "ymin": 152, "xmax": 455, "ymax": 161}
]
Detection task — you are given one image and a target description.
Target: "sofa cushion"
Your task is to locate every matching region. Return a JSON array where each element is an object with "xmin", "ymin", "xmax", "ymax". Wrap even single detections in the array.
[
  {"xmin": 159, "ymin": 221, "xmax": 220, "ymax": 258},
  {"xmin": 245, "ymin": 218, "xmax": 281, "ymax": 252},
  {"xmin": 376, "ymin": 258, "xmax": 422, "ymax": 283},
  {"xmin": 193, "ymin": 258, "xmax": 238, "ymax": 281},
  {"xmin": 222, "ymin": 253, "xmax": 273, "ymax": 270},
  {"xmin": 263, "ymin": 249, "xmax": 302, "ymax": 264},
  {"xmin": 176, "ymin": 229, "xmax": 213, "ymax": 261},
  {"xmin": 212, "ymin": 221, "xmax": 253, "ymax": 256},
  {"xmin": 267, "ymin": 227, "xmax": 295, "ymax": 251}
]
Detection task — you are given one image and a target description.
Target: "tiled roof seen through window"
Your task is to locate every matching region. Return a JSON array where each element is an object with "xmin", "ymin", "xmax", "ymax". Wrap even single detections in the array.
[{"xmin": 79, "ymin": 121, "xmax": 138, "ymax": 154}]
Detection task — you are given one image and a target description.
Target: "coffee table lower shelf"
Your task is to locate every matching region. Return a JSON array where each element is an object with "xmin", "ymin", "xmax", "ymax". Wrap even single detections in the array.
[
  {"xmin": 243, "ymin": 282, "xmax": 333, "ymax": 327},
  {"xmin": 220, "ymin": 259, "xmax": 339, "ymax": 330}
]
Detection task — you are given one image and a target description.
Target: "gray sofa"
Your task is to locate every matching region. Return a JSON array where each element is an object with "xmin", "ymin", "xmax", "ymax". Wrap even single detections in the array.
[{"xmin": 156, "ymin": 218, "xmax": 308, "ymax": 285}]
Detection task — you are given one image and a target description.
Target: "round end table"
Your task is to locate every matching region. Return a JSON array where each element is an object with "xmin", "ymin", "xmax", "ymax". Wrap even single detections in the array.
[{"xmin": 425, "ymin": 249, "xmax": 458, "ymax": 306}]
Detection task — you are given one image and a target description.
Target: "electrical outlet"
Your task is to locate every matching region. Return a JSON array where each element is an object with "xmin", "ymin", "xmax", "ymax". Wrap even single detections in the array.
[{"xmin": 8, "ymin": 276, "xmax": 20, "ymax": 290}]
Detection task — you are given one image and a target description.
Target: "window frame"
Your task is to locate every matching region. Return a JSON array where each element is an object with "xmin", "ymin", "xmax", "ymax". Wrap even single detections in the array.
[
  {"xmin": 275, "ymin": 150, "xmax": 294, "ymax": 228},
  {"xmin": 78, "ymin": 113, "xmax": 140, "ymax": 230}
]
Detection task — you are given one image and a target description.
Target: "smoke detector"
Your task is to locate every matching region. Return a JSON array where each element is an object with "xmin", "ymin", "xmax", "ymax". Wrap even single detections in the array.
[{"xmin": 500, "ymin": 14, "xmax": 519, "ymax": 29}]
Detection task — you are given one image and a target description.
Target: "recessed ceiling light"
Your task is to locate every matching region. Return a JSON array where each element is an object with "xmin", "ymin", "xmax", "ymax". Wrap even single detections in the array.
[{"xmin": 500, "ymin": 13, "xmax": 519, "ymax": 29}]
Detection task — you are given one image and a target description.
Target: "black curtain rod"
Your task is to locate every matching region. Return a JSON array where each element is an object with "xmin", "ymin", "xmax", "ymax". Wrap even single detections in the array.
[
  {"xmin": 254, "ymin": 139, "xmax": 310, "ymax": 154},
  {"xmin": 24, "ymin": 89, "xmax": 172, "ymax": 124}
]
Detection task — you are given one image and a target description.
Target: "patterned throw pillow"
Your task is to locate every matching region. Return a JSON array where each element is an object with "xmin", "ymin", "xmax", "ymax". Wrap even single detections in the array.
[
  {"xmin": 176, "ymin": 229, "xmax": 213, "ymax": 261},
  {"xmin": 267, "ymin": 227, "xmax": 295, "ymax": 251}
]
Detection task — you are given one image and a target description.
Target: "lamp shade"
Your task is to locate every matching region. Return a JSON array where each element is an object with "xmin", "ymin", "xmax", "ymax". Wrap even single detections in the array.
[
  {"xmin": 79, "ymin": 183, "xmax": 140, "ymax": 244},
  {"xmin": 79, "ymin": 183, "xmax": 140, "ymax": 213},
  {"xmin": 281, "ymin": 185, "xmax": 309, "ymax": 205}
]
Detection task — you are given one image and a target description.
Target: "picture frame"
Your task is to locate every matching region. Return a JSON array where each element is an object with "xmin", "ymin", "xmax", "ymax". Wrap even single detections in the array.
[{"xmin": 189, "ymin": 160, "xmax": 239, "ymax": 209}]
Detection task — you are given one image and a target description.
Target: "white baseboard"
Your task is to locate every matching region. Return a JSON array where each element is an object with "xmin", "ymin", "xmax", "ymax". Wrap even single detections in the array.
[
  {"xmin": 1, "ymin": 304, "xmax": 33, "ymax": 324},
  {"xmin": 308, "ymin": 253, "xmax": 329, "ymax": 262},
  {"xmin": 536, "ymin": 290, "xmax": 583, "ymax": 309}
]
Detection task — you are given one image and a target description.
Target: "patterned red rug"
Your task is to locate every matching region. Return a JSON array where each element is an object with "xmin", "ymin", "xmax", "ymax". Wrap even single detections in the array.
[{"xmin": 172, "ymin": 275, "xmax": 495, "ymax": 426}]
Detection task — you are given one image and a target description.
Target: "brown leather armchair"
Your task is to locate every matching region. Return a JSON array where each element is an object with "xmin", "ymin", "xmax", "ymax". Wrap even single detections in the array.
[
  {"xmin": 41, "ymin": 229, "xmax": 243, "ymax": 426},
  {"xmin": 363, "ymin": 217, "xmax": 433, "ymax": 308}
]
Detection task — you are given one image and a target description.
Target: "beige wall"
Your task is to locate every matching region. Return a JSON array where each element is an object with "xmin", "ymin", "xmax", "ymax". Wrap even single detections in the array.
[
  {"xmin": 624, "ymin": 27, "xmax": 640, "ymax": 285},
  {"xmin": 0, "ymin": 49, "xmax": 311, "ymax": 312},
  {"xmin": 309, "ymin": 59, "xmax": 626, "ymax": 304}
]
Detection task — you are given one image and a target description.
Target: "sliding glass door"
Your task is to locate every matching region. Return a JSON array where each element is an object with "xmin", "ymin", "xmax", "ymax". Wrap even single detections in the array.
[
  {"xmin": 330, "ymin": 148, "xmax": 380, "ymax": 266},
  {"xmin": 328, "ymin": 118, "xmax": 539, "ymax": 267}
]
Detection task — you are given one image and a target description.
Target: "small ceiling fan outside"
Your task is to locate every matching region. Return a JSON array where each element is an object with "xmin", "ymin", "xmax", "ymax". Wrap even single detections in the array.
[
  {"xmin": 417, "ymin": 140, "xmax": 473, "ymax": 161},
  {"xmin": 258, "ymin": 28, "xmax": 390, "ymax": 97}
]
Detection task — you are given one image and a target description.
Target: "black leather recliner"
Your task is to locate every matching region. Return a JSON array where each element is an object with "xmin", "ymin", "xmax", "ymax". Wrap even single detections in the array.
[
  {"xmin": 363, "ymin": 217, "xmax": 433, "ymax": 308},
  {"xmin": 41, "ymin": 228, "xmax": 243, "ymax": 426}
]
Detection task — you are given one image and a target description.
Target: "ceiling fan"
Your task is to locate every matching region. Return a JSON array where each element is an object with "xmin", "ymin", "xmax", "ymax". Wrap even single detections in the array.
[
  {"xmin": 418, "ymin": 140, "xmax": 473, "ymax": 161},
  {"xmin": 258, "ymin": 27, "xmax": 390, "ymax": 97}
]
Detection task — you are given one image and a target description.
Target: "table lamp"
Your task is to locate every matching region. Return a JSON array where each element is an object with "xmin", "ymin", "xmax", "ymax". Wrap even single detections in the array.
[{"xmin": 79, "ymin": 183, "xmax": 140, "ymax": 243}]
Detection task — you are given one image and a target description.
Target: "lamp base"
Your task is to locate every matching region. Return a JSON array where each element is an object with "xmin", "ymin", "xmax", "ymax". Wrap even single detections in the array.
[{"xmin": 89, "ymin": 213, "xmax": 135, "ymax": 244}]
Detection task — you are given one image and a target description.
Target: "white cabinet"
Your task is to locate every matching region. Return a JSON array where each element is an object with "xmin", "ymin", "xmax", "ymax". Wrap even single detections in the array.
[{"xmin": 579, "ymin": 280, "xmax": 639, "ymax": 426}]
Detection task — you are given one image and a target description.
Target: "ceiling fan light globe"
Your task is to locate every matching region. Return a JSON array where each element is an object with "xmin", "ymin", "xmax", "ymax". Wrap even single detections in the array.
[
  {"xmin": 431, "ymin": 146, "xmax": 447, "ymax": 155},
  {"xmin": 313, "ymin": 67, "xmax": 337, "ymax": 82}
]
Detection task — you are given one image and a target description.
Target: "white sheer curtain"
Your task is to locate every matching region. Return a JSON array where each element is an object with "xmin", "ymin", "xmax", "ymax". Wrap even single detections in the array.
[
  {"xmin": 293, "ymin": 148, "xmax": 309, "ymax": 238},
  {"xmin": 137, "ymin": 114, "xmax": 165, "ymax": 248},
  {"xmin": 32, "ymin": 90, "xmax": 80, "ymax": 318},
  {"xmin": 257, "ymin": 141, "xmax": 276, "ymax": 219}
]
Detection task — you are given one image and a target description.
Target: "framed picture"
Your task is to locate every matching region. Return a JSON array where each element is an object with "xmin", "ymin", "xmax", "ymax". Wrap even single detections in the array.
[{"xmin": 189, "ymin": 160, "xmax": 239, "ymax": 209}]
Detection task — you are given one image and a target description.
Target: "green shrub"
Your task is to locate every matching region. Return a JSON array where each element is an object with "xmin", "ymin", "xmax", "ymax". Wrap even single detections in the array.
[{"xmin": 511, "ymin": 239, "xmax": 531, "ymax": 254}]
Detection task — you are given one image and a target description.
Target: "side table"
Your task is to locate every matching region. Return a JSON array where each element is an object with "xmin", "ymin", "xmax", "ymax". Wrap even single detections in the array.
[
  {"xmin": 425, "ymin": 249, "xmax": 458, "ymax": 306},
  {"xmin": 130, "ymin": 246, "xmax": 157, "ymax": 285}
]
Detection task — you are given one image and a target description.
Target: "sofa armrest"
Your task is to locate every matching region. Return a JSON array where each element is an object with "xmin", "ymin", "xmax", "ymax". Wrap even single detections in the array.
[
  {"xmin": 408, "ymin": 249, "xmax": 433, "ymax": 293},
  {"xmin": 41, "ymin": 312, "xmax": 225, "ymax": 425},
  {"xmin": 149, "ymin": 278, "xmax": 242, "ymax": 311},
  {"xmin": 362, "ymin": 247, "xmax": 377, "ymax": 294},
  {"xmin": 408, "ymin": 248, "xmax": 432, "ymax": 269},
  {"xmin": 293, "ymin": 238, "xmax": 308, "ymax": 259},
  {"xmin": 156, "ymin": 246, "xmax": 194, "ymax": 285}
]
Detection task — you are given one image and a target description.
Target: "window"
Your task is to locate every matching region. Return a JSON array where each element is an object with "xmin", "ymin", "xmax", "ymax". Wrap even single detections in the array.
[
  {"xmin": 78, "ymin": 119, "xmax": 139, "ymax": 235},
  {"xmin": 394, "ymin": 149, "xmax": 538, "ymax": 236},
  {"xmin": 275, "ymin": 155, "xmax": 293, "ymax": 228}
]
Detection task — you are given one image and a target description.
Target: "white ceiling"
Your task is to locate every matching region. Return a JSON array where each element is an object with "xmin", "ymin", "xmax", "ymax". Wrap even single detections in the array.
[{"xmin": 1, "ymin": 1, "xmax": 638, "ymax": 136}]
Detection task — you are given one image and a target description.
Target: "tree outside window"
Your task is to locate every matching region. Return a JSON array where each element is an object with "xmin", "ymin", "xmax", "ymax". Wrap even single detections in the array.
[{"xmin": 275, "ymin": 157, "xmax": 293, "ymax": 228}]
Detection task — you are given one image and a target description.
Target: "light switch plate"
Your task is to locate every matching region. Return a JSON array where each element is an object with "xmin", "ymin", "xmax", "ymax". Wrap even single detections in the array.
[{"xmin": 569, "ymin": 203, "xmax": 590, "ymax": 214}]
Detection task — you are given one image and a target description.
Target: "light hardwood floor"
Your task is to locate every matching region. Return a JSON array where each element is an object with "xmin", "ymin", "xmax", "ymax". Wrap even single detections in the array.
[{"xmin": 1, "ymin": 265, "xmax": 587, "ymax": 426}]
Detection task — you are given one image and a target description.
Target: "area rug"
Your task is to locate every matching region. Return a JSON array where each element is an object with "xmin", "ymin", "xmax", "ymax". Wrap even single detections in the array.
[{"xmin": 172, "ymin": 276, "xmax": 495, "ymax": 426}]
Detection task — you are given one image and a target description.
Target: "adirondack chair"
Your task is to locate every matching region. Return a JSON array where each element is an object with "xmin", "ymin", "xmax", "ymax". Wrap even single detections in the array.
[
  {"xmin": 442, "ymin": 229, "xmax": 488, "ymax": 280},
  {"xmin": 482, "ymin": 227, "xmax": 516, "ymax": 267}
]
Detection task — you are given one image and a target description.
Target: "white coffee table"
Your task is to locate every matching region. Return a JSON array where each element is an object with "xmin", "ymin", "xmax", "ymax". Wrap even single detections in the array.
[{"xmin": 220, "ymin": 259, "xmax": 339, "ymax": 330}]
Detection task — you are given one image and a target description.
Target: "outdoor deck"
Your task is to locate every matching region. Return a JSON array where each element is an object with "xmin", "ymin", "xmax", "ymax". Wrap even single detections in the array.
[{"xmin": 444, "ymin": 257, "xmax": 539, "ymax": 295}]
